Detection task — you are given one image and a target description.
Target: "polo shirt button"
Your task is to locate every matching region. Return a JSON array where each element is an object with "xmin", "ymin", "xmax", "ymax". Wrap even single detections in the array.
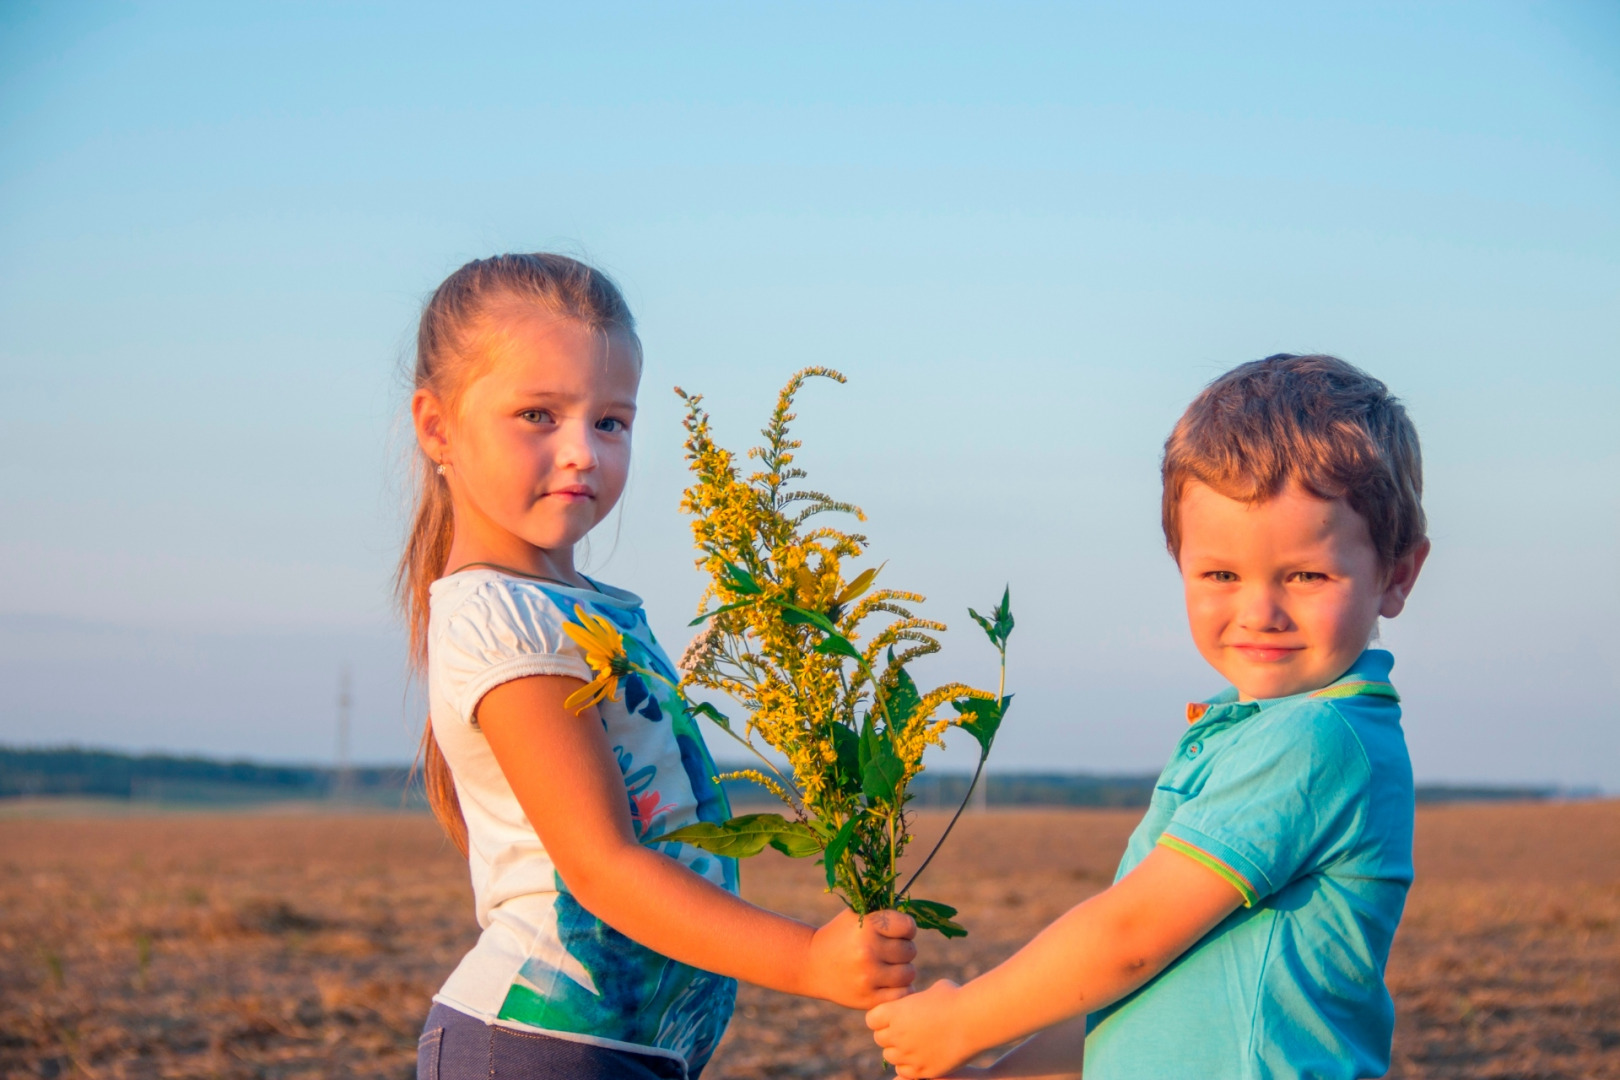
[{"xmin": 1187, "ymin": 741, "xmax": 1202, "ymax": 758}]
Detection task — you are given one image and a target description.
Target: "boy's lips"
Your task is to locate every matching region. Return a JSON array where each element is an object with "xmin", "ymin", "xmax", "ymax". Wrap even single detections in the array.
[{"xmin": 1229, "ymin": 644, "xmax": 1305, "ymax": 663}]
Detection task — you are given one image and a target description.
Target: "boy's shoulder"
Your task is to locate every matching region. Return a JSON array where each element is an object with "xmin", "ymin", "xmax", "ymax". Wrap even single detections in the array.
[{"xmin": 1219, "ymin": 650, "xmax": 1403, "ymax": 765}]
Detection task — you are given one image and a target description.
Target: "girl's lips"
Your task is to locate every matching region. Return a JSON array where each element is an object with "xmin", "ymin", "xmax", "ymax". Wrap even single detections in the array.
[
  {"xmin": 547, "ymin": 486, "xmax": 595, "ymax": 500},
  {"xmin": 1231, "ymin": 644, "xmax": 1304, "ymax": 663}
]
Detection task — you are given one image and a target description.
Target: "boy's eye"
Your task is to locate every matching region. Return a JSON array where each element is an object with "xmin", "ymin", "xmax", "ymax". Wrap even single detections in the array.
[
  {"xmin": 596, "ymin": 416, "xmax": 628, "ymax": 433},
  {"xmin": 1289, "ymin": 571, "xmax": 1327, "ymax": 583},
  {"xmin": 1204, "ymin": 571, "xmax": 1239, "ymax": 583},
  {"xmin": 518, "ymin": 409, "xmax": 553, "ymax": 424}
]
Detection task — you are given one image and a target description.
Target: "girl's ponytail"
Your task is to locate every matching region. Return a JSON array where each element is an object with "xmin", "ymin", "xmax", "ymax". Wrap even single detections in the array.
[
  {"xmin": 400, "ymin": 447, "xmax": 464, "ymax": 853},
  {"xmin": 398, "ymin": 253, "xmax": 639, "ymax": 856}
]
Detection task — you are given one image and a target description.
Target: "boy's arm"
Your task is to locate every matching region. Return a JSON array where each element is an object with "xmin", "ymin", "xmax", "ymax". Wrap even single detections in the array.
[
  {"xmin": 478, "ymin": 674, "xmax": 917, "ymax": 1009},
  {"xmin": 932, "ymin": 1014, "xmax": 1090, "ymax": 1080},
  {"xmin": 868, "ymin": 845, "xmax": 1244, "ymax": 1078}
]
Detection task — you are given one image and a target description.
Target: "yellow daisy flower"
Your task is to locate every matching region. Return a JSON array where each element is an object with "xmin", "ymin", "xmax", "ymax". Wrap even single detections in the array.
[{"xmin": 561, "ymin": 605, "xmax": 635, "ymax": 713}]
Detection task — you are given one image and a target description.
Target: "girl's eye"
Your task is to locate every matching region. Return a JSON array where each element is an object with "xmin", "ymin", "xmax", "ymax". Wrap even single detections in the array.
[
  {"xmin": 596, "ymin": 417, "xmax": 628, "ymax": 433},
  {"xmin": 1290, "ymin": 571, "xmax": 1327, "ymax": 583},
  {"xmin": 519, "ymin": 409, "xmax": 553, "ymax": 424},
  {"xmin": 1205, "ymin": 571, "xmax": 1239, "ymax": 583}
]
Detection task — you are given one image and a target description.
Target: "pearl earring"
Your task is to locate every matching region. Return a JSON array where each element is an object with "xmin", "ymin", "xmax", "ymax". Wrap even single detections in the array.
[{"xmin": 436, "ymin": 462, "xmax": 446, "ymax": 476}]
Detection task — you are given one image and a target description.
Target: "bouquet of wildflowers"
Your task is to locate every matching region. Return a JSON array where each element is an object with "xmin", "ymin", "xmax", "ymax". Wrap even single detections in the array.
[{"xmin": 566, "ymin": 368, "xmax": 1013, "ymax": 937}]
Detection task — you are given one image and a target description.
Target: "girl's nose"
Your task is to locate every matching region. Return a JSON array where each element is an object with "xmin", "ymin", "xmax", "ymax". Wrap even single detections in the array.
[{"xmin": 554, "ymin": 420, "xmax": 600, "ymax": 471}]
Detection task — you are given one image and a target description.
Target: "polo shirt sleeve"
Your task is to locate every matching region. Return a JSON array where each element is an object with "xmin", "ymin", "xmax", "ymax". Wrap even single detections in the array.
[{"xmin": 1158, "ymin": 703, "xmax": 1372, "ymax": 906}]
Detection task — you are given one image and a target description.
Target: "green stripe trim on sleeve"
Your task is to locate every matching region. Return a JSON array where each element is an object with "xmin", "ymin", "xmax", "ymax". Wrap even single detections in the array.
[
  {"xmin": 1311, "ymin": 680, "xmax": 1400, "ymax": 702},
  {"xmin": 1158, "ymin": 835, "xmax": 1258, "ymax": 907}
]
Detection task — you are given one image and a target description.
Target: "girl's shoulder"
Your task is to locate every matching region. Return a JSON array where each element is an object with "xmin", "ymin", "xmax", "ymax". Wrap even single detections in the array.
[
  {"xmin": 428, "ymin": 570, "xmax": 647, "ymax": 724},
  {"xmin": 429, "ymin": 569, "xmax": 645, "ymax": 649}
]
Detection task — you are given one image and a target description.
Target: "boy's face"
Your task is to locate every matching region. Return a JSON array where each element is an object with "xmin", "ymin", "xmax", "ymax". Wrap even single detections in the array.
[{"xmin": 1176, "ymin": 481, "xmax": 1427, "ymax": 700}]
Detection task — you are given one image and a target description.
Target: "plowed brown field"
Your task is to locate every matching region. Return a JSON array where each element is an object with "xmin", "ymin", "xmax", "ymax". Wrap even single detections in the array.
[{"xmin": 2, "ymin": 801, "xmax": 1616, "ymax": 1079}]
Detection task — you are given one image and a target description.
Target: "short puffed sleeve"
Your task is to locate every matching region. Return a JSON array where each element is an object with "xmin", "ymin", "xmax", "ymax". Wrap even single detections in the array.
[{"xmin": 430, "ymin": 580, "xmax": 595, "ymax": 726}]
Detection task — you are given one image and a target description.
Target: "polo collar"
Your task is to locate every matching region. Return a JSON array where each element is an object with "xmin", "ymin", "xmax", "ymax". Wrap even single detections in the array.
[{"xmin": 1186, "ymin": 649, "xmax": 1398, "ymax": 725}]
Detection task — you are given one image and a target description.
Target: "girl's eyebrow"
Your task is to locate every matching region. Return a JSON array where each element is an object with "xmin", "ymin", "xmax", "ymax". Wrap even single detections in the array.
[{"xmin": 513, "ymin": 389, "xmax": 638, "ymax": 413}]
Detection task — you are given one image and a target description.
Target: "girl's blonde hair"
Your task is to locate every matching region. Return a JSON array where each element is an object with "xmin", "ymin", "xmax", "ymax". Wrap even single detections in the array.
[{"xmin": 398, "ymin": 253, "xmax": 639, "ymax": 854}]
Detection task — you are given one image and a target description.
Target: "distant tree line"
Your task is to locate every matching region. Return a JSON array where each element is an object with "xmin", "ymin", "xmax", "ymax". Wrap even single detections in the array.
[
  {"xmin": 0, "ymin": 746, "xmax": 1566, "ymax": 808},
  {"xmin": 721, "ymin": 766, "xmax": 1564, "ymax": 808},
  {"xmin": 0, "ymin": 746, "xmax": 419, "ymax": 807}
]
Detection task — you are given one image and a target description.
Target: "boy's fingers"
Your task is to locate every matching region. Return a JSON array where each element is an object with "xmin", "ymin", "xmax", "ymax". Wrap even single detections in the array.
[
  {"xmin": 868, "ymin": 910, "xmax": 918, "ymax": 938},
  {"xmin": 883, "ymin": 1047, "xmax": 918, "ymax": 1071}
]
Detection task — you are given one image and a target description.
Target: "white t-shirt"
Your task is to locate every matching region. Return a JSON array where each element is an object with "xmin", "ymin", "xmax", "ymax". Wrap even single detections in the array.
[{"xmin": 427, "ymin": 569, "xmax": 738, "ymax": 1073}]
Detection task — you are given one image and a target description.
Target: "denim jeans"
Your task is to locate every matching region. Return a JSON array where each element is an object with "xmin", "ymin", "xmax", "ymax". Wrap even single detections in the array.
[{"xmin": 417, "ymin": 1003, "xmax": 692, "ymax": 1080}]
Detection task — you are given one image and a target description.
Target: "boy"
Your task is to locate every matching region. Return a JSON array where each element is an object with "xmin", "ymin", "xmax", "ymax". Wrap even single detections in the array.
[{"xmin": 867, "ymin": 354, "xmax": 1430, "ymax": 1079}]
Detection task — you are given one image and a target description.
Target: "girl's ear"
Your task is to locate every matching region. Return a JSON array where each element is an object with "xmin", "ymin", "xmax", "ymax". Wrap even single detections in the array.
[
  {"xmin": 1378, "ymin": 537, "xmax": 1431, "ymax": 619},
  {"xmin": 412, "ymin": 387, "xmax": 451, "ymax": 466}
]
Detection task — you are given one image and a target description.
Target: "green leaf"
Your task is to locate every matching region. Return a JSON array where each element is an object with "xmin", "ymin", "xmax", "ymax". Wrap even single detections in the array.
[
  {"xmin": 899, "ymin": 897, "xmax": 968, "ymax": 939},
  {"xmin": 993, "ymin": 586, "xmax": 1014, "ymax": 639},
  {"xmin": 813, "ymin": 632, "xmax": 860, "ymax": 659},
  {"xmin": 954, "ymin": 695, "xmax": 1013, "ymax": 756},
  {"xmin": 687, "ymin": 701, "xmax": 731, "ymax": 730},
  {"xmin": 830, "ymin": 723, "xmax": 861, "ymax": 790},
  {"xmin": 768, "ymin": 827, "xmax": 823, "ymax": 858},
  {"xmin": 722, "ymin": 562, "xmax": 764, "ymax": 596},
  {"xmin": 778, "ymin": 603, "xmax": 837, "ymax": 635},
  {"xmin": 658, "ymin": 814, "xmax": 818, "ymax": 860},
  {"xmin": 857, "ymin": 711, "xmax": 876, "ymax": 774},
  {"xmin": 860, "ymin": 735, "xmax": 905, "ymax": 806},
  {"xmin": 688, "ymin": 598, "xmax": 754, "ymax": 626},
  {"xmin": 883, "ymin": 650, "xmax": 921, "ymax": 736},
  {"xmin": 968, "ymin": 587, "xmax": 1015, "ymax": 648},
  {"xmin": 823, "ymin": 816, "xmax": 859, "ymax": 889}
]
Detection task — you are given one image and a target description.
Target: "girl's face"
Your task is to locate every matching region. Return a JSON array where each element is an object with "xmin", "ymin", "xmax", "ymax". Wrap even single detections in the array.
[{"xmin": 414, "ymin": 307, "xmax": 641, "ymax": 574}]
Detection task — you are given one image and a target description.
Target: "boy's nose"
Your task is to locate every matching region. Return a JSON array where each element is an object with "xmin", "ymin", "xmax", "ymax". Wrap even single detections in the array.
[{"xmin": 1236, "ymin": 586, "xmax": 1292, "ymax": 631}]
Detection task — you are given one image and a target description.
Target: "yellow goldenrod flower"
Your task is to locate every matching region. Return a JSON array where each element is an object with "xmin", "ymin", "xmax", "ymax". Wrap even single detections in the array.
[
  {"xmin": 670, "ymin": 371, "xmax": 1006, "ymax": 921},
  {"xmin": 562, "ymin": 605, "xmax": 635, "ymax": 713}
]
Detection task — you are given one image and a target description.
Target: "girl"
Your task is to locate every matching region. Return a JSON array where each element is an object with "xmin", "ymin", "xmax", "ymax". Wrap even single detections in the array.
[{"xmin": 401, "ymin": 254, "xmax": 917, "ymax": 1080}]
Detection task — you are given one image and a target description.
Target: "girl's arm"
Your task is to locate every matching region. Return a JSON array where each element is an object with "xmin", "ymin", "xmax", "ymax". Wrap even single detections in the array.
[
  {"xmin": 478, "ymin": 674, "xmax": 917, "ymax": 1009},
  {"xmin": 867, "ymin": 845, "xmax": 1243, "ymax": 1078}
]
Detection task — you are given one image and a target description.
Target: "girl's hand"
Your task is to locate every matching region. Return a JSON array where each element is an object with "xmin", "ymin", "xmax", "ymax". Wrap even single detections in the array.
[
  {"xmin": 804, "ymin": 908, "xmax": 918, "ymax": 1009},
  {"xmin": 866, "ymin": 978, "xmax": 973, "ymax": 1078}
]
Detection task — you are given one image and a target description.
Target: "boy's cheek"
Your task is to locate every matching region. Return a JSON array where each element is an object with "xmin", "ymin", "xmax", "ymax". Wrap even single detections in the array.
[{"xmin": 1181, "ymin": 594, "xmax": 1228, "ymax": 645}]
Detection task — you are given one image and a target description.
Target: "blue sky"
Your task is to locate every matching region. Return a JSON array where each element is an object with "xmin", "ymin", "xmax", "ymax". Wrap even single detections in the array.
[{"xmin": 2, "ymin": 2, "xmax": 1616, "ymax": 788}]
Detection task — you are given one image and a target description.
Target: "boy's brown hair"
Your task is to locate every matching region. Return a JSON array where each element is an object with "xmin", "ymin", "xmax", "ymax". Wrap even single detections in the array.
[{"xmin": 1161, "ymin": 354, "xmax": 1425, "ymax": 570}]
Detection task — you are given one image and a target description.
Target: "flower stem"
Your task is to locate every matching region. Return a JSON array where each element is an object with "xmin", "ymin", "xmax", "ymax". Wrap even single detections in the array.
[
  {"xmin": 897, "ymin": 644, "xmax": 1006, "ymax": 899},
  {"xmin": 897, "ymin": 751, "xmax": 984, "ymax": 900}
]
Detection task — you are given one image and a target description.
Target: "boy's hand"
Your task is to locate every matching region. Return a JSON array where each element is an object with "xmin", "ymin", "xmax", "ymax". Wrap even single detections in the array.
[
  {"xmin": 803, "ymin": 908, "xmax": 917, "ymax": 1009},
  {"xmin": 867, "ymin": 978, "xmax": 973, "ymax": 1078}
]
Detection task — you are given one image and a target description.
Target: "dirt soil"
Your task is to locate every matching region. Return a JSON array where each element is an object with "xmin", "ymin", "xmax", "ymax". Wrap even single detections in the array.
[{"xmin": 1, "ymin": 800, "xmax": 1615, "ymax": 1079}]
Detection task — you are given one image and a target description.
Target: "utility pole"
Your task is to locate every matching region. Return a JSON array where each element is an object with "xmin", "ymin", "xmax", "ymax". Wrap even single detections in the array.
[{"xmin": 334, "ymin": 665, "xmax": 354, "ymax": 804}]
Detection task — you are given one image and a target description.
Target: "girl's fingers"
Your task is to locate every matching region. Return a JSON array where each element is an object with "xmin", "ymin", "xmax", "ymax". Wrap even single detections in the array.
[
  {"xmin": 872, "ymin": 962, "xmax": 916, "ymax": 989},
  {"xmin": 865, "ymin": 1003, "xmax": 892, "ymax": 1030},
  {"xmin": 876, "ymin": 937, "xmax": 918, "ymax": 964},
  {"xmin": 868, "ymin": 910, "xmax": 918, "ymax": 939}
]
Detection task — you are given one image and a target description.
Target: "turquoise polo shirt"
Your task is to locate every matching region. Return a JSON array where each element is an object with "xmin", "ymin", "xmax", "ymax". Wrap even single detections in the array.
[{"xmin": 1084, "ymin": 649, "xmax": 1414, "ymax": 1080}]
